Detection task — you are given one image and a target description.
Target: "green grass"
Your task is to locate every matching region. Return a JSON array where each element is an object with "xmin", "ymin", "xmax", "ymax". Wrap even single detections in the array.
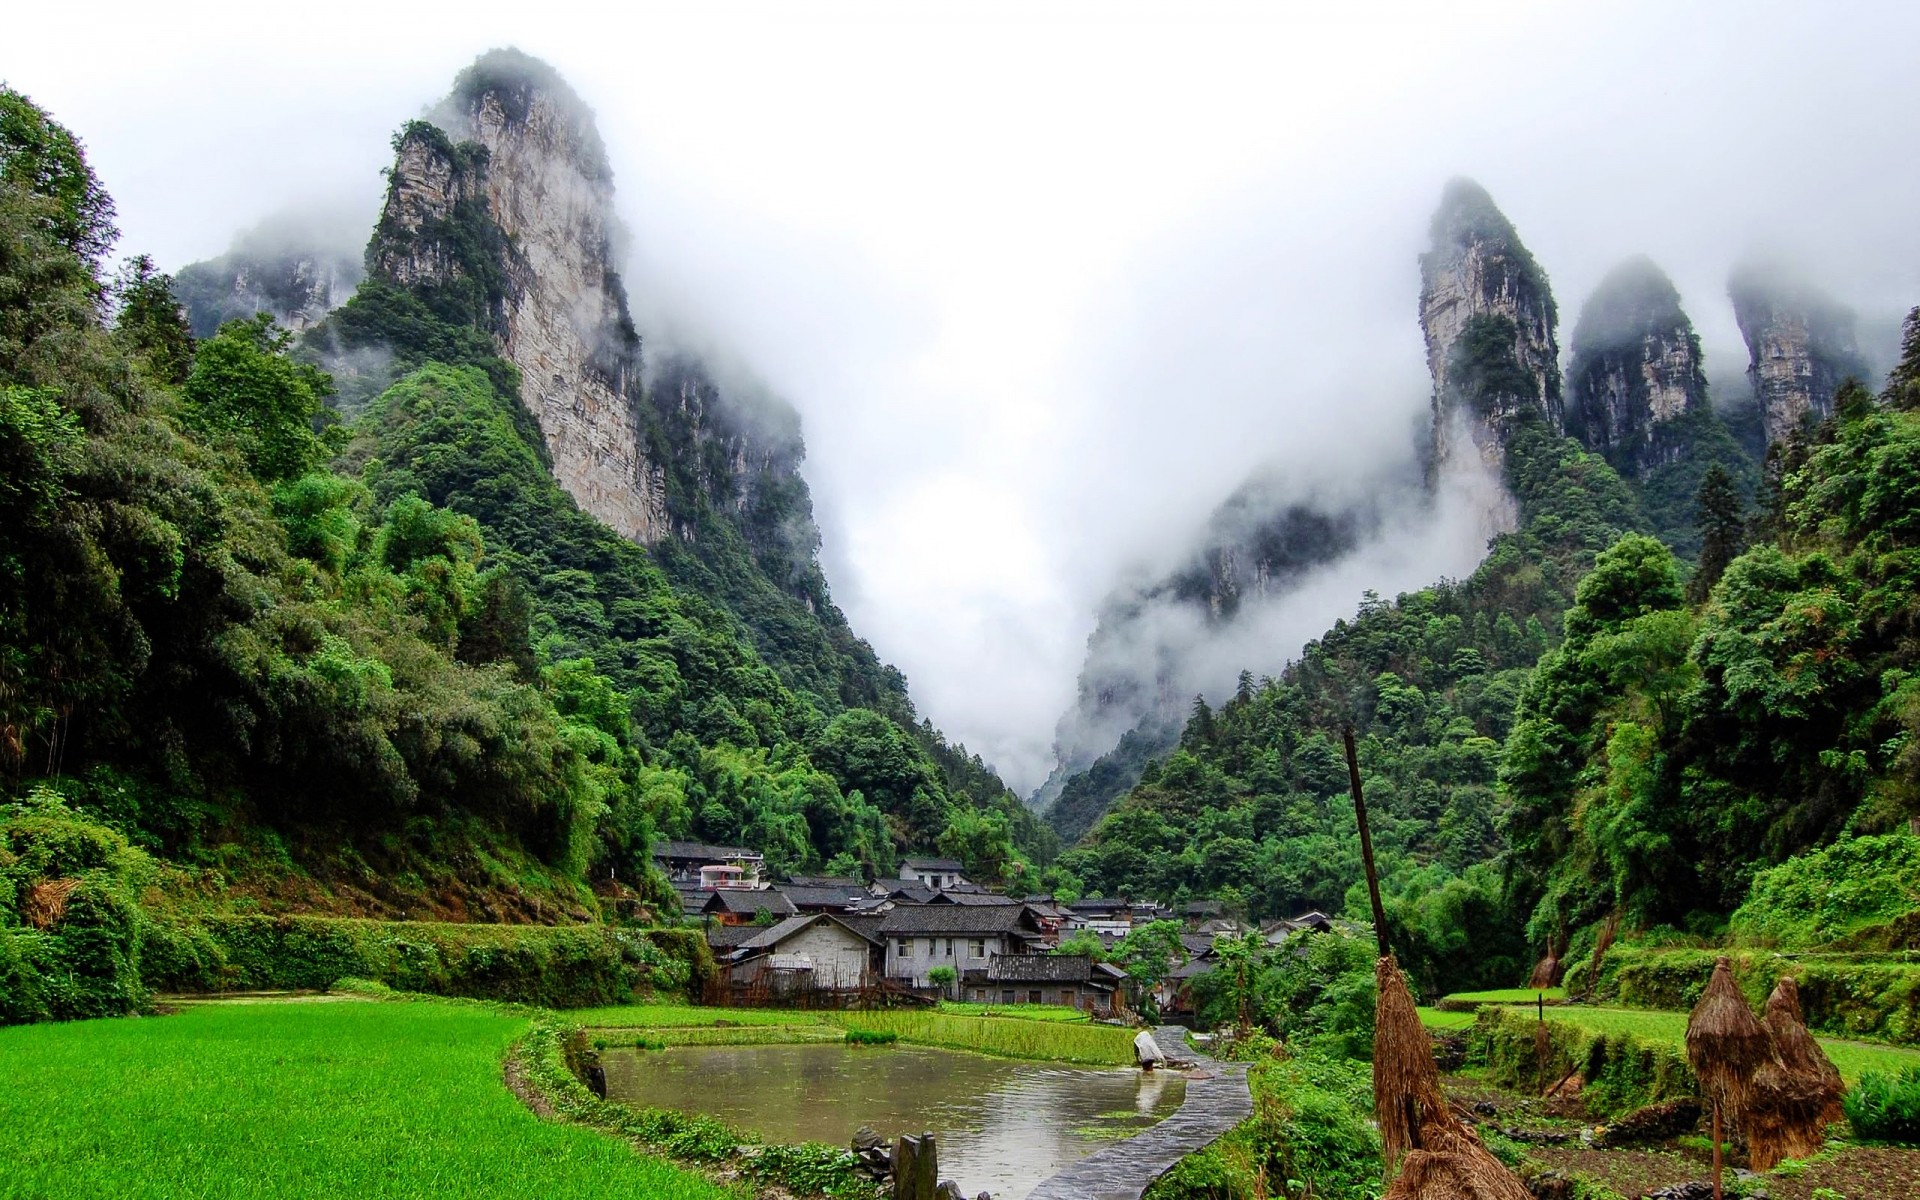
[
  {"xmin": 571, "ymin": 1002, "xmax": 1138, "ymax": 1066},
  {"xmin": 829, "ymin": 1010, "xmax": 1136, "ymax": 1065},
  {"xmin": 934, "ymin": 1000, "xmax": 1092, "ymax": 1022},
  {"xmin": 1416, "ymin": 1006, "xmax": 1478, "ymax": 1031},
  {"xmin": 1437, "ymin": 987, "xmax": 1568, "ymax": 1005},
  {"xmin": 0, "ymin": 1000, "xmax": 734, "ymax": 1199},
  {"xmin": 1417, "ymin": 1002, "xmax": 1920, "ymax": 1085},
  {"xmin": 564, "ymin": 1002, "xmax": 814, "ymax": 1028}
]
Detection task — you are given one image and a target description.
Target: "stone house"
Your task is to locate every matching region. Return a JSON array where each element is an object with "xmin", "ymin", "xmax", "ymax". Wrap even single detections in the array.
[{"xmin": 876, "ymin": 903, "xmax": 1047, "ymax": 987}]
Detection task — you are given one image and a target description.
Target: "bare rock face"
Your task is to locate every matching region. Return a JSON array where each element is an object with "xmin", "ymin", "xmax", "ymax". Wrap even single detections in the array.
[
  {"xmin": 1565, "ymin": 257, "xmax": 1707, "ymax": 476},
  {"xmin": 1729, "ymin": 260, "xmax": 1868, "ymax": 447},
  {"xmin": 1419, "ymin": 179, "xmax": 1562, "ymax": 479},
  {"xmin": 370, "ymin": 56, "xmax": 670, "ymax": 544}
]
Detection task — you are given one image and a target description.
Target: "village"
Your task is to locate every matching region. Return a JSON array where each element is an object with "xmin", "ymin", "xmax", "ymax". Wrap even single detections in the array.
[{"xmin": 656, "ymin": 841, "xmax": 1345, "ymax": 1017}]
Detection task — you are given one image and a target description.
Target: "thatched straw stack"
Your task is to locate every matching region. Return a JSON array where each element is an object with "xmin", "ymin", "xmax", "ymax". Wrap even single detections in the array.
[
  {"xmin": 1374, "ymin": 956, "xmax": 1532, "ymax": 1200},
  {"xmin": 1685, "ymin": 956, "xmax": 1772, "ymax": 1115},
  {"xmin": 1380, "ymin": 1111, "xmax": 1534, "ymax": 1200},
  {"xmin": 1527, "ymin": 951, "xmax": 1562, "ymax": 990},
  {"xmin": 1763, "ymin": 977, "xmax": 1844, "ymax": 1121},
  {"xmin": 1742, "ymin": 977, "xmax": 1845, "ymax": 1168},
  {"xmin": 1375, "ymin": 954, "xmax": 1450, "ymax": 1171}
]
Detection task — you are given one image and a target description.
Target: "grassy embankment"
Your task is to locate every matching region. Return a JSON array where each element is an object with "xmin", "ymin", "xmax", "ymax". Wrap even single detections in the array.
[
  {"xmin": 1420, "ymin": 1000, "xmax": 1920, "ymax": 1084},
  {"xmin": 568, "ymin": 1001, "xmax": 1138, "ymax": 1066},
  {"xmin": 0, "ymin": 999, "xmax": 734, "ymax": 1200}
]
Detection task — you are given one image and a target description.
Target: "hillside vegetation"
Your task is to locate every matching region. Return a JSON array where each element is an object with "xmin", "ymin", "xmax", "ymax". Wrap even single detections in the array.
[{"xmin": 0, "ymin": 78, "xmax": 1043, "ymax": 1022}]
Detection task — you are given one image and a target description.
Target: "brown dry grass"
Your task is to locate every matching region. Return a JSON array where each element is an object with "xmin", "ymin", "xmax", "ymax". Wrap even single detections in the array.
[
  {"xmin": 1685, "ymin": 956, "xmax": 1770, "ymax": 1113},
  {"xmin": 1375, "ymin": 955, "xmax": 1532, "ymax": 1200},
  {"xmin": 22, "ymin": 878, "xmax": 78, "ymax": 929}
]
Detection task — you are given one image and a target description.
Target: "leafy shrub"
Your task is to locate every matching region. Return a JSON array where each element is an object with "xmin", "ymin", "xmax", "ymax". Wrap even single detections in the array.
[
  {"xmin": 1731, "ymin": 834, "xmax": 1920, "ymax": 950},
  {"xmin": 1843, "ymin": 1066, "xmax": 1920, "ymax": 1144},
  {"xmin": 0, "ymin": 791, "xmax": 154, "ymax": 1022},
  {"xmin": 141, "ymin": 914, "xmax": 706, "ymax": 1008},
  {"xmin": 1466, "ymin": 1007, "xmax": 1696, "ymax": 1117},
  {"xmin": 1147, "ymin": 1051, "xmax": 1380, "ymax": 1200}
]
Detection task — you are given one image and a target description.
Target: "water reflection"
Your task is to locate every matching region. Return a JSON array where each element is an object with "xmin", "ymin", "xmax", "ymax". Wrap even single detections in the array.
[{"xmin": 600, "ymin": 1042, "xmax": 1184, "ymax": 1199}]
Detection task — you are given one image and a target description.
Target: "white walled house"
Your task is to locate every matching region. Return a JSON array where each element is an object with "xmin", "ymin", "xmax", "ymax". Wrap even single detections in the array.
[
  {"xmin": 898, "ymin": 857, "xmax": 968, "ymax": 890},
  {"xmin": 876, "ymin": 904, "xmax": 1045, "ymax": 987},
  {"xmin": 726, "ymin": 914, "xmax": 880, "ymax": 991}
]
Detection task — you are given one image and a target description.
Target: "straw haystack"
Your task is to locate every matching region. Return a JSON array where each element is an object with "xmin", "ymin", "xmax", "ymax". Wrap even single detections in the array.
[
  {"xmin": 1763, "ymin": 977, "xmax": 1843, "ymax": 1122},
  {"xmin": 1375, "ymin": 955, "xmax": 1450, "ymax": 1171},
  {"xmin": 1742, "ymin": 977, "xmax": 1845, "ymax": 1168},
  {"xmin": 1685, "ymin": 957, "xmax": 1771, "ymax": 1113},
  {"xmin": 1375, "ymin": 956, "xmax": 1532, "ymax": 1200}
]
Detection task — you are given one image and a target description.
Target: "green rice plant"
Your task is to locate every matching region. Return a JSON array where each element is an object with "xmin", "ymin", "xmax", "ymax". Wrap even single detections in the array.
[
  {"xmin": 0, "ymin": 1000, "xmax": 733, "ymax": 1199},
  {"xmin": 934, "ymin": 1000, "xmax": 1090, "ymax": 1022},
  {"xmin": 564, "ymin": 1002, "xmax": 823, "ymax": 1028},
  {"xmin": 656, "ymin": 1024, "xmax": 844, "ymax": 1047},
  {"xmin": 825, "ymin": 1010, "xmax": 1137, "ymax": 1065},
  {"xmin": 844, "ymin": 1028, "xmax": 897, "ymax": 1045}
]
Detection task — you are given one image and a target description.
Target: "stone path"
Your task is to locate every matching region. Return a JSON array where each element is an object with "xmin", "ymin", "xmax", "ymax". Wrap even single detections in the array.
[{"xmin": 1024, "ymin": 1026, "xmax": 1252, "ymax": 1200}]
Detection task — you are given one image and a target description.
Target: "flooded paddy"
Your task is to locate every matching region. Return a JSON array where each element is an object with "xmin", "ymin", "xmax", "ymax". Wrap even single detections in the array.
[{"xmin": 600, "ymin": 1041, "xmax": 1185, "ymax": 1199}]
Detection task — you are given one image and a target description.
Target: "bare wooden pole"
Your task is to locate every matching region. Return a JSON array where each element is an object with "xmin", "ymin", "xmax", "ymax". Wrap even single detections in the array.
[
  {"xmin": 1712, "ymin": 1100, "xmax": 1723, "ymax": 1200},
  {"xmin": 1344, "ymin": 725, "xmax": 1391, "ymax": 958}
]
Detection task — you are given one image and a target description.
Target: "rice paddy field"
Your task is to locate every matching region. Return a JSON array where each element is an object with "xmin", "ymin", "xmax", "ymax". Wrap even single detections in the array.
[
  {"xmin": 0, "ymin": 1000, "xmax": 733, "ymax": 1200},
  {"xmin": 569, "ymin": 1001, "xmax": 1140, "ymax": 1065}
]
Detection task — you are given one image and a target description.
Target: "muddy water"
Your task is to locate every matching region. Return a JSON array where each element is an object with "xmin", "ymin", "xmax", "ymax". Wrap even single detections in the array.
[{"xmin": 600, "ymin": 1041, "xmax": 1185, "ymax": 1199}]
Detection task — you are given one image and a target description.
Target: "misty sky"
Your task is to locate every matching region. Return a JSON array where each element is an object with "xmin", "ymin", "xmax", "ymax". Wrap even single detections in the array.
[{"xmin": 10, "ymin": 1, "xmax": 1920, "ymax": 791}]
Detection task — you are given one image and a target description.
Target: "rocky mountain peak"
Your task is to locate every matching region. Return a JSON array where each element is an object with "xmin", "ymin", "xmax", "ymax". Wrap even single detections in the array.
[
  {"xmin": 369, "ymin": 50, "xmax": 669, "ymax": 543},
  {"xmin": 1728, "ymin": 259, "xmax": 1868, "ymax": 446},
  {"xmin": 1564, "ymin": 256, "xmax": 1707, "ymax": 476},
  {"xmin": 1418, "ymin": 178, "xmax": 1562, "ymax": 481}
]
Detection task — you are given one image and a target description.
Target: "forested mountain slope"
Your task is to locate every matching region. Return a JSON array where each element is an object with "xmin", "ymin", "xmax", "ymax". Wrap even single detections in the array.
[
  {"xmin": 1051, "ymin": 180, "xmax": 1911, "ymax": 998},
  {"xmin": 0, "ymin": 54, "xmax": 1046, "ymax": 939},
  {"xmin": 1063, "ymin": 312, "xmax": 1920, "ymax": 994}
]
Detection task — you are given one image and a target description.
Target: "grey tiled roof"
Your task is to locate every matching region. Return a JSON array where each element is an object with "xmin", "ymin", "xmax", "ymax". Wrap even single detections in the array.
[
  {"xmin": 902, "ymin": 857, "xmax": 964, "ymax": 871},
  {"xmin": 654, "ymin": 841, "xmax": 760, "ymax": 861},
  {"xmin": 706, "ymin": 924, "xmax": 760, "ymax": 950},
  {"xmin": 876, "ymin": 903, "xmax": 1041, "ymax": 936},
  {"xmin": 773, "ymin": 884, "xmax": 867, "ymax": 909},
  {"xmin": 701, "ymin": 889, "xmax": 797, "ymax": 917},
  {"xmin": 965, "ymin": 954, "xmax": 1112, "ymax": 985}
]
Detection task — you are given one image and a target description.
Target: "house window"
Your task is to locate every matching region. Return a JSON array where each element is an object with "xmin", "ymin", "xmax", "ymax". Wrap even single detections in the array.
[
  {"xmin": 944, "ymin": 939, "xmax": 954, "ymax": 958},
  {"xmin": 1001, "ymin": 989, "xmax": 1015, "ymax": 1004},
  {"xmin": 968, "ymin": 939, "xmax": 985, "ymax": 958},
  {"xmin": 1028, "ymin": 990, "xmax": 1042, "ymax": 1004},
  {"xmin": 895, "ymin": 938, "xmax": 910, "ymax": 957}
]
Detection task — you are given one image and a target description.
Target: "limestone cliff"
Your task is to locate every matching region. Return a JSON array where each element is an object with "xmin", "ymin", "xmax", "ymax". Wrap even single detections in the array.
[
  {"xmin": 340, "ymin": 50, "xmax": 905, "ymax": 714},
  {"xmin": 1564, "ymin": 256, "xmax": 1707, "ymax": 476},
  {"xmin": 369, "ymin": 62, "xmax": 670, "ymax": 544},
  {"xmin": 1729, "ymin": 260, "xmax": 1868, "ymax": 446},
  {"xmin": 1419, "ymin": 179, "xmax": 1561, "ymax": 479}
]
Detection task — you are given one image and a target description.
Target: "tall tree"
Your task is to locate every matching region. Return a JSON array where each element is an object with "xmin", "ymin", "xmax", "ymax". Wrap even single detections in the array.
[{"xmin": 1691, "ymin": 465, "xmax": 1746, "ymax": 601}]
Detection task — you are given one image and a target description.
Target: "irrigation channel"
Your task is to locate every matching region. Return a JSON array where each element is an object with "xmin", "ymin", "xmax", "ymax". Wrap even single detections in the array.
[{"xmin": 600, "ymin": 1026, "xmax": 1250, "ymax": 1200}]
